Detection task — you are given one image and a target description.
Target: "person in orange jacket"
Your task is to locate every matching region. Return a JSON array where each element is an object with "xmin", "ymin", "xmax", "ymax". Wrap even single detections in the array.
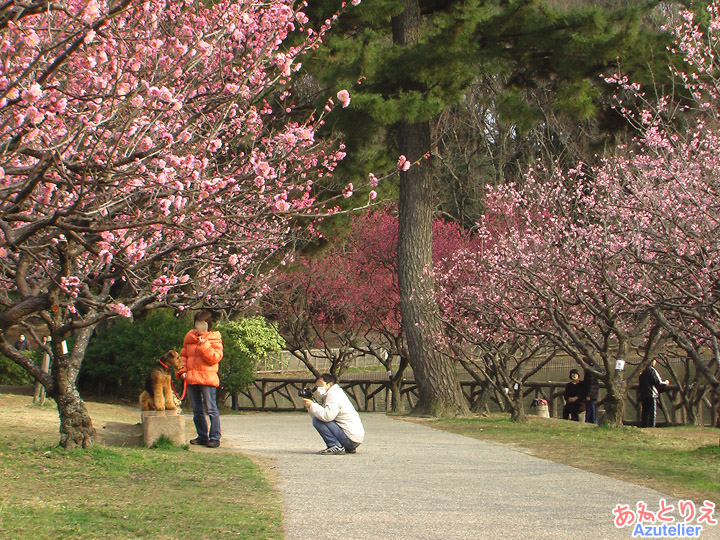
[{"xmin": 179, "ymin": 310, "xmax": 224, "ymax": 448}]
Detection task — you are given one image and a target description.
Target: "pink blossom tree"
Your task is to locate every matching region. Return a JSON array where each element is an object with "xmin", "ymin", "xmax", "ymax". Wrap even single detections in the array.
[
  {"xmin": 593, "ymin": 5, "xmax": 720, "ymax": 424},
  {"xmin": 436, "ymin": 179, "xmax": 667, "ymax": 426},
  {"xmin": 439, "ymin": 3, "xmax": 720, "ymax": 427},
  {"xmin": 0, "ymin": 0, "xmax": 360, "ymax": 447},
  {"xmin": 438, "ymin": 250, "xmax": 559, "ymax": 422}
]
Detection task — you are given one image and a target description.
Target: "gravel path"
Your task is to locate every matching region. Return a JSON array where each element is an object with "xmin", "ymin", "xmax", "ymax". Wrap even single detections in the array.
[{"xmin": 216, "ymin": 412, "xmax": 681, "ymax": 540}]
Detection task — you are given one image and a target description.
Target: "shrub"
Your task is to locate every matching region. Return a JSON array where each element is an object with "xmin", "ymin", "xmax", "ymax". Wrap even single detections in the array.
[{"xmin": 216, "ymin": 317, "xmax": 285, "ymax": 397}]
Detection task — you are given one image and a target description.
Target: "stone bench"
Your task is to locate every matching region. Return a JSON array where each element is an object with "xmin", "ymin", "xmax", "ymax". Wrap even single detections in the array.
[{"xmin": 141, "ymin": 410, "xmax": 185, "ymax": 447}]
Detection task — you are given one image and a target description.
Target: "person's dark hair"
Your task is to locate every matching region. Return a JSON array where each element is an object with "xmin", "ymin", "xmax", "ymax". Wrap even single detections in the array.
[
  {"xmin": 317, "ymin": 373, "xmax": 336, "ymax": 385},
  {"xmin": 194, "ymin": 310, "xmax": 214, "ymax": 330},
  {"xmin": 569, "ymin": 368, "xmax": 579, "ymax": 377}
]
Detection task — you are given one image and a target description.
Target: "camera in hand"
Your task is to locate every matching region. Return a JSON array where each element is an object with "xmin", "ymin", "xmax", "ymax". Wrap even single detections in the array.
[{"xmin": 298, "ymin": 387, "xmax": 314, "ymax": 399}]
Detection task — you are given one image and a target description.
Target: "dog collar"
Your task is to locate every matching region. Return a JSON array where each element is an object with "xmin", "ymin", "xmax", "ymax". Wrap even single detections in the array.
[{"xmin": 158, "ymin": 359, "xmax": 170, "ymax": 370}]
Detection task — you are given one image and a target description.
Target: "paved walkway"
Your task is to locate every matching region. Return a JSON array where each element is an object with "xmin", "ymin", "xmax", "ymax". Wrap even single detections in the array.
[{"xmin": 216, "ymin": 413, "xmax": 674, "ymax": 540}]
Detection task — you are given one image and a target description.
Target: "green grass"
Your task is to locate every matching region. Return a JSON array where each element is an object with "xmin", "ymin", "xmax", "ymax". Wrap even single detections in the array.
[
  {"xmin": 0, "ymin": 395, "xmax": 283, "ymax": 540},
  {"xmin": 422, "ymin": 414, "xmax": 720, "ymax": 505}
]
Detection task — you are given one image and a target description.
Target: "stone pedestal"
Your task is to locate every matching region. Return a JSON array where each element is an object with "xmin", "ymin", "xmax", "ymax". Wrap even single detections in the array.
[{"xmin": 141, "ymin": 410, "xmax": 185, "ymax": 447}]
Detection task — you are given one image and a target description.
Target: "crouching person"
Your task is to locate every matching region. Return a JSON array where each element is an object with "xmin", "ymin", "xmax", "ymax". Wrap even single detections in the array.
[{"xmin": 303, "ymin": 373, "xmax": 364, "ymax": 455}]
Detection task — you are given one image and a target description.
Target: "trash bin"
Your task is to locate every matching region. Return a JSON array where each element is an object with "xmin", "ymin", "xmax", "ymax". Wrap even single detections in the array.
[
  {"xmin": 535, "ymin": 403, "xmax": 550, "ymax": 418},
  {"xmin": 531, "ymin": 398, "xmax": 550, "ymax": 418}
]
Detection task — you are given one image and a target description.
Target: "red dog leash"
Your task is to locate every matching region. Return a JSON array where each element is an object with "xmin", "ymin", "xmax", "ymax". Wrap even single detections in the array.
[
  {"xmin": 158, "ymin": 359, "xmax": 187, "ymax": 401},
  {"xmin": 171, "ymin": 379, "xmax": 187, "ymax": 401}
]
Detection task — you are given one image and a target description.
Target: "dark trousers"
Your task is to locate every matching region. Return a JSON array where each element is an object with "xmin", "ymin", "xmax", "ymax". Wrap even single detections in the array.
[
  {"xmin": 585, "ymin": 400, "xmax": 597, "ymax": 424},
  {"xmin": 640, "ymin": 397, "xmax": 657, "ymax": 428},
  {"xmin": 563, "ymin": 402, "xmax": 583, "ymax": 421}
]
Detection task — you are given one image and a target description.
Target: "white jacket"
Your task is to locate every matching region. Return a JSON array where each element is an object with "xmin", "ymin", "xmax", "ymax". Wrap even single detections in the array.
[{"xmin": 309, "ymin": 384, "xmax": 365, "ymax": 444}]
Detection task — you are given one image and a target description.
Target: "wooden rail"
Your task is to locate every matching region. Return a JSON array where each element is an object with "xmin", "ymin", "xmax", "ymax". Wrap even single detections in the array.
[{"xmin": 232, "ymin": 377, "xmax": 717, "ymax": 426}]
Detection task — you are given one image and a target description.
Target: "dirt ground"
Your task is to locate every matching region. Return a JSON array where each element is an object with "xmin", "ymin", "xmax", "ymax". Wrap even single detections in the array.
[{"xmin": 0, "ymin": 388, "xmax": 150, "ymax": 447}]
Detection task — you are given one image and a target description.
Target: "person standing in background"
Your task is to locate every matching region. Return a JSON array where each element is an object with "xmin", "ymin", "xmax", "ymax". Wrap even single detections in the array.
[
  {"xmin": 583, "ymin": 364, "xmax": 599, "ymax": 424},
  {"xmin": 638, "ymin": 359, "xmax": 669, "ymax": 428},
  {"xmin": 14, "ymin": 334, "xmax": 31, "ymax": 351},
  {"xmin": 563, "ymin": 369, "xmax": 586, "ymax": 422}
]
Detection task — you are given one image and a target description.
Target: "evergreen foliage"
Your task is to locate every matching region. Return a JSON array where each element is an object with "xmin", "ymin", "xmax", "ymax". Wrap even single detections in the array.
[
  {"xmin": 81, "ymin": 309, "xmax": 190, "ymax": 396},
  {"xmin": 305, "ymin": 0, "xmax": 690, "ymax": 183},
  {"xmin": 0, "ymin": 350, "xmax": 38, "ymax": 386}
]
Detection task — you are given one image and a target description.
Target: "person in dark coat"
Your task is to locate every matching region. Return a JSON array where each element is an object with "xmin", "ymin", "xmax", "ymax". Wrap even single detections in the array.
[
  {"xmin": 638, "ymin": 359, "xmax": 669, "ymax": 428},
  {"xmin": 14, "ymin": 334, "xmax": 31, "ymax": 351},
  {"xmin": 583, "ymin": 365, "xmax": 600, "ymax": 424},
  {"xmin": 563, "ymin": 368, "xmax": 586, "ymax": 421}
]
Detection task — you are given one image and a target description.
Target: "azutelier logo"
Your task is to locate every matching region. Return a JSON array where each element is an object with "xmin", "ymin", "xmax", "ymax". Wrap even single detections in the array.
[{"xmin": 613, "ymin": 500, "xmax": 717, "ymax": 538}]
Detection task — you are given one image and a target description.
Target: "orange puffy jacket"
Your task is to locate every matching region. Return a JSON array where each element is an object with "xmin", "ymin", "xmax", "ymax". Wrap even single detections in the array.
[{"xmin": 180, "ymin": 329, "xmax": 223, "ymax": 387}]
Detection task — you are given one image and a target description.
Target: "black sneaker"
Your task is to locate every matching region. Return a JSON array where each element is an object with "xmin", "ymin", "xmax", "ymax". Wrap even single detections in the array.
[
  {"xmin": 345, "ymin": 447, "xmax": 357, "ymax": 454},
  {"xmin": 190, "ymin": 437, "xmax": 208, "ymax": 446},
  {"xmin": 319, "ymin": 445, "xmax": 345, "ymax": 455},
  {"xmin": 206, "ymin": 439, "xmax": 220, "ymax": 448}
]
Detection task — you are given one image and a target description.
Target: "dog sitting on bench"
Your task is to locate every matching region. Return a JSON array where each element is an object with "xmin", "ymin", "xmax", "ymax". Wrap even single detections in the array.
[{"xmin": 139, "ymin": 350, "xmax": 184, "ymax": 411}]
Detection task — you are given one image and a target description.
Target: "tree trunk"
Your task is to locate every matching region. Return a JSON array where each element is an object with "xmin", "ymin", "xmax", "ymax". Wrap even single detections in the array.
[
  {"xmin": 48, "ymin": 327, "xmax": 97, "ymax": 449},
  {"xmin": 386, "ymin": 355, "xmax": 409, "ymax": 413},
  {"xmin": 55, "ymin": 382, "xmax": 96, "ymax": 450},
  {"xmin": 388, "ymin": 379, "xmax": 404, "ymax": 413},
  {"xmin": 509, "ymin": 386, "xmax": 527, "ymax": 423},
  {"xmin": 602, "ymin": 366, "xmax": 627, "ymax": 428},
  {"xmin": 393, "ymin": 0, "xmax": 468, "ymax": 417},
  {"xmin": 470, "ymin": 384, "xmax": 492, "ymax": 414}
]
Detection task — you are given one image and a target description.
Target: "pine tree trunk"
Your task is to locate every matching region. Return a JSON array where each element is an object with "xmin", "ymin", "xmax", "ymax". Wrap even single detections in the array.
[{"xmin": 392, "ymin": 0, "xmax": 468, "ymax": 417}]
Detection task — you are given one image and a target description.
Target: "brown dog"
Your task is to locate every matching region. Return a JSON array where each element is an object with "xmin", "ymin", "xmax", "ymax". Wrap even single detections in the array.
[{"xmin": 139, "ymin": 350, "xmax": 184, "ymax": 411}]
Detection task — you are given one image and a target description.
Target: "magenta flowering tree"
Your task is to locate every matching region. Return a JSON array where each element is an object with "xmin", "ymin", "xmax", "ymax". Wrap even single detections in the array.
[
  {"xmin": 263, "ymin": 209, "xmax": 409, "ymax": 408},
  {"xmin": 263, "ymin": 256, "xmax": 365, "ymax": 379},
  {"xmin": 265, "ymin": 208, "xmax": 474, "ymax": 411},
  {"xmin": 0, "ymin": 0, "xmax": 360, "ymax": 447}
]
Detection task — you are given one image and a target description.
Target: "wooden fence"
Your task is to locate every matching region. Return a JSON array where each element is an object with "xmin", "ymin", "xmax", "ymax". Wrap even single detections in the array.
[{"xmin": 232, "ymin": 377, "xmax": 718, "ymax": 426}]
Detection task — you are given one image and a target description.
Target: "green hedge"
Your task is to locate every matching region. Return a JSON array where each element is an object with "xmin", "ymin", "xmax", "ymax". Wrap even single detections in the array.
[
  {"xmin": 81, "ymin": 309, "xmax": 189, "ymax": 396},
  {"xmin": 81, "ymin": 311, "xmax": 285, "ymax": 399}
]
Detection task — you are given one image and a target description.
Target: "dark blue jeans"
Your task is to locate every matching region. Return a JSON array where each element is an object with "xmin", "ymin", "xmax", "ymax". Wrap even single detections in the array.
[
  {"xmin": 312, "ymin": 416, "xmax": 358, "ymax": 451},
  {"xmin": 188, "ymin": 384, "xmax": 221, "ymax": 442},
  {"xmin": 585, "ymin": 400, "xmax": 597, "ymax": 424}
]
